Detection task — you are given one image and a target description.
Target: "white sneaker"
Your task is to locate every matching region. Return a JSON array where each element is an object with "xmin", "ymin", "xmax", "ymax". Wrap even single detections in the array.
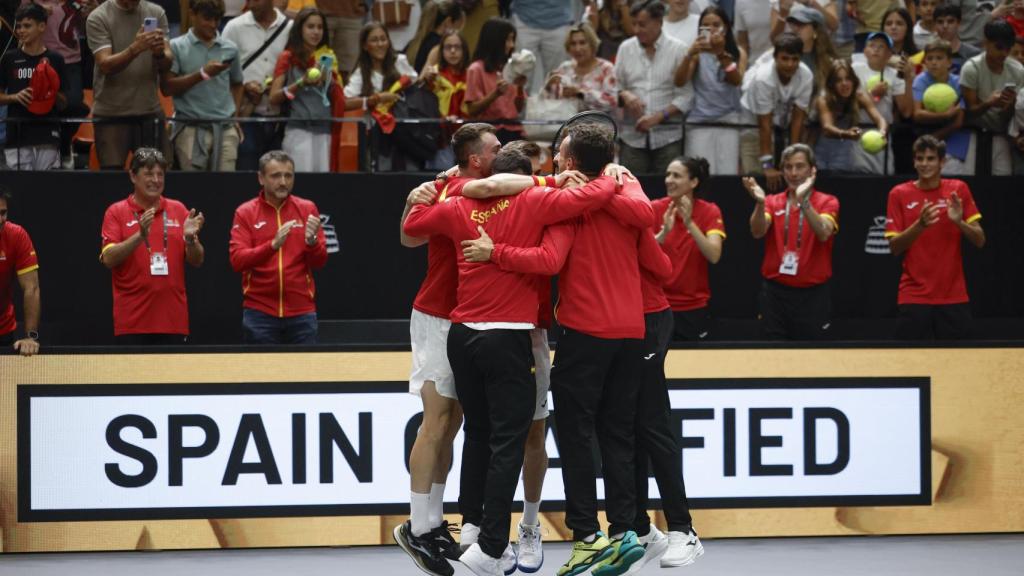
[
  {"xmin": 516, "ymin": 520, "xmax": 544, "ymax": 573},
  {"xmin": 661, "ymin": 528, "xmax": 704, "ymax": 567},
  {"xmin": 624, "ymin": 524, "xmax": 668, "ymax": 575},
  {"xmin": 460, "ymin": 542, "xmax": 504, "ymax": 576},
  {"xmin": 461, "ymin": 522, "xmax": 480, "ymax": 552},
  {"xmin": 501, "ymin": 542, "xmax": 517, "ymax": 575}
]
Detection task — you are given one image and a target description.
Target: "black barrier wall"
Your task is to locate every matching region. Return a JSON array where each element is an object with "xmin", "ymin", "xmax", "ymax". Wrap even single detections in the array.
[{"xmin": 1, "ymin": 172, "xmax": 1022, "ymax": 344}]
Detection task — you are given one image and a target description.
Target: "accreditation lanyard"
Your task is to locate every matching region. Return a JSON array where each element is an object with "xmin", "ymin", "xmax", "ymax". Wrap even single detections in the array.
[
  {"xmin": 135, "ymin": 210, "xmax": 169, "ymax": 255},
  {"xmin": 782, "ymin": 198, "xmax": 804, "ymax": 254},
  {"xmin": 136, "ymin": 210, "xmax": 170, "ymax": 276}
]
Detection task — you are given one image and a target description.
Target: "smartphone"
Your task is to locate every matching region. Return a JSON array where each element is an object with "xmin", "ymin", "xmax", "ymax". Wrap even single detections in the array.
[
  {"xmin": 1003, "ymin": 82, "xmax": 1018, "ymax": 94},
  {"xmin": 143, "ymin": 16, "xmax": 158, "ymax": 33},
  {"xmin": 699, "ymin": 26, "xmax": 711, "ymax": 42},
  {"xmin": 221, "ymin": 56, "xmax": 235, "ymax": 65}
]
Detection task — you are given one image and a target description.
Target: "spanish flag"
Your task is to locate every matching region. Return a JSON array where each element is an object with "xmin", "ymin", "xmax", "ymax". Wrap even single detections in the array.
[{"xmin": 371, "ymin": 75, "xmax": 413, "ymax": 134}]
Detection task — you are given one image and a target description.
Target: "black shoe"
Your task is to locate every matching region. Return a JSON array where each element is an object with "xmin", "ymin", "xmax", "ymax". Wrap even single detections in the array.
[
  {"xmin": 431, "ymin": 520, "xmax": 463, "ymax": 561},
  {"xmin": 394, "ymin": 520, "xmax": 455, "ymax": 576}
]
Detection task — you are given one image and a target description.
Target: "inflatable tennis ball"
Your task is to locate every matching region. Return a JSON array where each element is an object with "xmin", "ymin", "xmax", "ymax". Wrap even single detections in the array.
[
  {"xmin": 866, "ymin": 74, "xmax": 883, "ymax": 93},
  {"xmin": 923, "ymin": 83, "xmax": 958, "ymax": 113},
  {"xmin": 306, "ymin": 67, "xmax": 322, "ymax": 82},
  {"xmin": 861, "ymin": 130, "xmax": 886, "ymax": 154}
]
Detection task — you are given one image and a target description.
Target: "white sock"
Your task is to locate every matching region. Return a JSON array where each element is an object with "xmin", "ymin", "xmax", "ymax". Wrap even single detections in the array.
[
  {"xmin": 521, "ymin": 499, "xmax": 540, "ymax": 527},
  {"xmin": 411, "ymin": 491, "xmax": 431, "ymax": 536},
  {"xmin": 428, "ymin": 483, "xmax": 446, "ymax": 527}
]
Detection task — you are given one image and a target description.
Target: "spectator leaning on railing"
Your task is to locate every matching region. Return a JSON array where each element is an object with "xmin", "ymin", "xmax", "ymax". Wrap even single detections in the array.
[
  {"xmin": 913, "ymin": 39, "xmax": 973, "ymax": 174},
  {"xmin": 0, "ymin": 3, "xmax": 67, "ymax": 171},
  {"xmin": 86, "ymin": 0, "xmax": 173, "ymax": 170},
  {"xmin": 223, "ymin": 0, "xmax": 292, "ymax": 171},
  {"xmin": 814, "ymin": 59, "xmax": 888, "ymax": 173},
  {"xmin": 163, "ymin": 0, "xmax": 244, "ymax": 171}
]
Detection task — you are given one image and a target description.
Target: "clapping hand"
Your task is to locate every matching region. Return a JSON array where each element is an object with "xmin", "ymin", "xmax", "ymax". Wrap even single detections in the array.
[
  {"xmin": 947, "ymin": 192, "xmax": 963, "ymax": 223},
  {"xmin": 918, "ymin": 199, "xmax": 941, "ymax": 227},
  {"xmin": 794, "ymin": 167, "xmax": 817, "ymax": 203},
  {"xmin": 184, "ymin": 208, "xmax": 204, "ymax": 242},
  {"xmin": 677, "ymin": 195, "xmax": 693, "ymax": 226},
  {"xmin": 272, "ymin": 219, "xmax": 300, "ymax": 250},
  {"xmin": 741, "ymin": 176, "xmax": 767, "ymax": 203},
  {"xmin": 304, "ymin": 214, "xmax": 323, "ymax": 246},
  {"xmin": 138, "ymin": 207, "xmax": 157, "ymax": 237}
]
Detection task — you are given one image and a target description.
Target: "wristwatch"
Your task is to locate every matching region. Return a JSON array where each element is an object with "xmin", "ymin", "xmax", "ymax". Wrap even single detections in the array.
[{"xmin": 27, "ymin": 330, "xmax": 39, "ymax": 341}]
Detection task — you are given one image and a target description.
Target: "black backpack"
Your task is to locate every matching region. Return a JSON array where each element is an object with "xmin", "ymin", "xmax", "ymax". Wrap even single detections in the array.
[{"xmin": 390, "ymin": 85, "xmax": 442, "ymax": 163}]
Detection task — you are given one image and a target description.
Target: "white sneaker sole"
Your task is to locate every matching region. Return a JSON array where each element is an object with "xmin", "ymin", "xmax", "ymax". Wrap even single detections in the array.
[
  {"xmin": 660, "ymin": 541, "xmax": 705, "ymax": 568},
  {"xmin": 624, "ymin": 536, "xmax": 669, "ymax": 575}
]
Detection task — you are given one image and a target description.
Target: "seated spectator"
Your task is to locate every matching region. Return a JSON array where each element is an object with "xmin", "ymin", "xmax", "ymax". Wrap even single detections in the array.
[
  {"xmin": 465, "ymin": 17, "xmax": 526, "ymax": 144},
  {"xmin": 663, "ymin": 0, "xmax": 700, "ymax": 46},
  {"xmin": 27, "ymin": 0, "xmax": 91, "ymax": 169},
  {"xmin": 223, "ymin": 0, "xmax": 292, "ymax": 172},
  {"xmin": 615, "ymin": 0, "xmax": 692, "ymax": 175},
  {"xmin": 87, "ymin": 0, "xmax": 172, "ymax": 170},
  {"xmin": 544, "ymin": 22, "xmax": 618, "ymax": 114},
  {"xmin": 0, "ymin": 3, "xmax": 67, "ymax": 171},
  {"xmin": 584, "ymin": 0, "xmax": 636, "ymax": 62},
  {"xmin": 961, "ymin": 19, "xmax": 1024, "ymax": 175},
  {"xmin": 740, "ymin": 33, "xmax": 814, "ymax": 190},
  {"xmin": 509, "ymin": 0, "xmax": 573, "ymax": 94},
  {"xmin": 405, "ymin": 0, "xmax": 465, "ymax": 73},
  {"xmin": 814, "ymin": 59, "xmax": 888, "ymax": 172},
  {"xmin": 163, "ymin": 0, "xmax": 244, "ymax": 171},
  {"xmin": 735, "ymin": 0, "xmax": 774, "ymax": 61},
  {"xmin": 421, "ymin": 31, "xmax": 470, "ymax": 169},
  {"xmin": 852, "ymin": 31, "xmax": 913, "ymax": 172},
  {"xmin": 676, "ymin": 5, "xmax": 747, "ymax": 174},
  {"xmin": 913, "ymin": 39, "xmax": 973, "ymax": 174},
  {"xmin": 343, "ymin": 22, "xmax": 418, "ymax": 170},
  {"xmin": 934, "ymin": 3, "xmax": 982, "ymax": 74},
  {"xmin": 784, "ymin": 4, "xmax": 838, "ymax": 94},
  {"xmin": 270, "ymin": 7, "xmax": 343, "ymax": 173},
  {"xmin": 913, "ymin": 0, "xmax": 940, "ymax": 49},
  {"xmin": 771, "ymin": 0, "xmax": 840, "ymax": 40}
]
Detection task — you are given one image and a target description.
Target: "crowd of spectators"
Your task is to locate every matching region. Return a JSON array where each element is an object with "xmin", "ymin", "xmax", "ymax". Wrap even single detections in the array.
[{"xmin": 1, "ymin": 0, "xmax": 1023, "ymax": 176}]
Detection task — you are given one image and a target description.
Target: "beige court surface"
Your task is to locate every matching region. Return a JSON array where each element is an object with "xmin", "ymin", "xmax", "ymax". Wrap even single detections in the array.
[{"xmin": 1, "ymin": 534, "xmax": 1022, "ymax": 575}]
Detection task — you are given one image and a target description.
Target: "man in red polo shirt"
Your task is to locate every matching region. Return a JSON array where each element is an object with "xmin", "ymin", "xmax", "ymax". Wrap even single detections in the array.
[
  {"xmin": 743, "ymin": 143, "xmax": 839, "ymax": 340},
  {"xmin": 885, "ymin": 135, "xmax": 985, "ymax": 339},
  {"xmin": 229, "ymin": 151, "xmax": 327, "ymax": 344},
  {"xmin": 0, "ymin": 188, "xmax": 41, "ymax": 356},
  {"xmin": 403, "ymin": 135, "xmax": 621, "ymax": 576},
  {"xmin": 100, "ymin": 148, "xmax": 205, "ymax": 344}
]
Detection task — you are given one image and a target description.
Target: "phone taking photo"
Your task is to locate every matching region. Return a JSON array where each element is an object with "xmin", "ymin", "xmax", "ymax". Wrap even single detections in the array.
[{"xmin": 143, "ymin": 16, "xmax": 158, "ymax": 33}]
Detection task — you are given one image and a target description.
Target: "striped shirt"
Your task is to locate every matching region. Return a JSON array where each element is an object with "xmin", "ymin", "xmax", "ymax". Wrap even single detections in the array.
[{"xmin": 614, "ymin": 32, "xmax": 692, "ymax": 150}]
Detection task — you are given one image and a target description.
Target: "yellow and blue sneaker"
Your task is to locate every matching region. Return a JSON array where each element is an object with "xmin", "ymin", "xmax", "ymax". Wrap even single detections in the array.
[
  {"xmin": 556, "ymin": 532, "xmax": 614, "ymax": 576},
  {"xmin": 591, "ymin": 530, "xmax": 645, "ymax": 576}
]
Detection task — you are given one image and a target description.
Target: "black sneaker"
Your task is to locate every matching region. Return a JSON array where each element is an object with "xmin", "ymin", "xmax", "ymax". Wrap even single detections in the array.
[
  {"xmin": 394, "ymin": 520, "xmax": 455, "ymax": 576},
  {"xmin": 431, "ymin": 520, "xmax": 463, "ymax": 561}
]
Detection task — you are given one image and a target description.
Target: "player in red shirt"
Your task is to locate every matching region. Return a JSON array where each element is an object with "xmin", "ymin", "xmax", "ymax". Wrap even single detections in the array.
[
  {"xmin": 653, "ymin": 157, "xmax": 726, "ymax": 341},
  {"xmin": 403, "ymin": 141, "xmax": 621, "ymax": 576},
  {"xmin": 99, "ymin": 148, "xmax": 205, "ymax": 344},
  {"xmin": 394, "ymin": 123, "xmax": 500, "ymax": 576},
  {"xmin": 0, "ymin": 188, "xmax": 41, "ymax": 356},
  {"xmin": 229, "ymin": 151, "xmax": 327, "ymax": 344},
  {"xmin": 885, "ymin": 135, "xmax": 985, "ymax": 339},
  {"xmin": 743, "ymin": 143, "xmax": 839, "ymax": 340}
]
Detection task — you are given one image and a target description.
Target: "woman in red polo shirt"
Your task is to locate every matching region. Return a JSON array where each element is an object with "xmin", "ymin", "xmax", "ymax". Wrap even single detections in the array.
[{"xmin": 652, "ymin": 156, "xmax": 727, "ymax": 341}]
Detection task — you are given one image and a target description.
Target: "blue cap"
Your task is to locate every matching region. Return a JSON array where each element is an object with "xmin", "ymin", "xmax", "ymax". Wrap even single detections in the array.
[{"xmin": 866, "ymin": 31, "xmax": 894, "ymax": 50}]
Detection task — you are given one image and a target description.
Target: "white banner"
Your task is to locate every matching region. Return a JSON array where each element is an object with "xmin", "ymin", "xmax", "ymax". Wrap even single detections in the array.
[{"xmin": 19, "ymin": 379, "xmax": 928, "ymax": 521}]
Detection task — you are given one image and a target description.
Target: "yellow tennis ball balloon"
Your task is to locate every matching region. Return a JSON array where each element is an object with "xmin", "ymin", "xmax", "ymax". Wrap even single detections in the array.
[
  {"xmin": 861, "ymin": 129, "xmax": 886, "ymax": 154},
  {"xmin": 866, "ymin": 74, "xmax": 882, "ymax": 93},
  {"xmin": 306, "ymin": 67, "xmax": 322, "ymax": 82},
  {"xmin": 923, "ymin": 83, "xmax": 958, "ymax": 113}
]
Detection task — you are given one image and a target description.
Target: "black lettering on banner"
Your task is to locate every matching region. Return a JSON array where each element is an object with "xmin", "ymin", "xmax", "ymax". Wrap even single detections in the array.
[
  {"xmin": 293, "ymin": 413, "xmax": 307, "ymax": 484},
  {"xmin": 749, "ymin": 408, "xmax": 794, "ymax": 476},
  {"xmin": 168, "ymin": 415, "xmax": 220, "ymax": 487},
  {"xmin": 319, "ymin": 412, "xmax": 372, "ymax": 483},
  {"xmin": 222, "ymin": 414, "xmax": 283, "ymax": 485},
  {"xmin": 803, "ymin": 407, "xmax": 851, "ymax": 475},
  {"xmin": 723, "ymin": 408, "xmax": 736, "ymax": 477},
  {"xmin": 672, "ymin": 408, "xmax": 714, "ymax": 474},
  {"xmin": 105, "ymin": 415, "xmax": 158, "ymax": 488}
]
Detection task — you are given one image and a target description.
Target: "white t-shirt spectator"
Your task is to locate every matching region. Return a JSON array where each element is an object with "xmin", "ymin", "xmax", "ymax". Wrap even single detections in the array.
[
  {"xmin": 223, "ymin": 9, "xmax": 292, "ymax": 116},
  {"xmin": 851, "ymin": 57, "xmax": 905, "ymax": 123},
  {"xmin": 912, "ymin": 22, "xmax": 938, "ymax": 52},
  {"xmin": 663, "ymin": 13, "xmax": 699, "ymax": 47},
  {"xmin": 741, "ymin": 54, "xmax": 815, "ymax": 127},
  {"xmin": 735, "ymin": 0, "xmax": 773, "ymax": 61}
]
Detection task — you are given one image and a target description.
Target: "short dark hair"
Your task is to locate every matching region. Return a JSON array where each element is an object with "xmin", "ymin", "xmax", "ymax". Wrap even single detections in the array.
[
  {"xmin": 491, "ymin": 149, "xmax": 532, "ymax": 175},
  {"xmin": 630, "ymin": 0, "xmax": 665, "ymax": 19},
  {"xmin": 452, "ymin": 123, "xmax": 496, "ymax": 168},
  {"xmin": 773, "ymin": 32, "xmax": 804, "ymax": 57},
  {"xmin": 15, "ymin": 3, "xmax": 47, "ymax": 23},
  {"xmin": 130, "ymin": 148, "xmax": 168, "ymax": 174},
  {"xmin": 781, "ymin": 143, "xmax": 816, "ymax": 168},
  {"xmin": 913, "ymin": 134, "xmax": 946, "ymax": 159},
  {"xmin": 259, "ymin": 150, "xmax": 295, "ymax": 173},
  {"xmin": 933, "ymin": 3, "xmax": 961, "ymax": 22},
  {"xmin": 190, "ymin": 0, "xmax": 226, "ymax": 20},
  {"xmin": 984, "ymin": 19, "xmax": 1016, "ymax": 50},
  {"xmin": 566, "ymin": 123, "xmax": 614, "ymax": 178},
  {"xmin": 924, "ymin": 38, "xmax": 954, "ymax": 58},
  {"xmin": 502, "ymin": 139, "xmax": 541, "ymax": 160}
]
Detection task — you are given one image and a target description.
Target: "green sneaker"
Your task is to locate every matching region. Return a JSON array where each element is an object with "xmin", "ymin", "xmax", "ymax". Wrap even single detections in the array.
[
  {"xmin": 556, "ymin": 532, "xmax": 615, "ymax": 576},
  {"xmin": 591, "ymin": 531, "xmax": 645, "ymax": 576}
]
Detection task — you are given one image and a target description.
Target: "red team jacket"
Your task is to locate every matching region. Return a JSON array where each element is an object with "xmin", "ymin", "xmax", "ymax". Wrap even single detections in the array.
[
  {"xmin": 0, "ymin": 221, "xmax": 38, "ymax": 336},
  {"xmin": 411, "ymin": 177, "xmax": 470, "ymax": 320},
  {"xmin": 404, "ymin": 177, "xmax": 620, "ymax": 324},
  {"xmin": 229, "ymin": 192, "xmax": 328, "ymax": 318}
]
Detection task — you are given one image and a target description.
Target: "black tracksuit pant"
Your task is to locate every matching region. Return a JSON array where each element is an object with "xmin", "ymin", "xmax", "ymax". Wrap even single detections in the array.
[
  {"xmin": 448, "ymin": 324, "xmax": 535, "ymax": 559},
  {"xmin": 551, "ymin": 326, "xmax": 643, "ymax": 541},
  {"xmin": 634, "ymin": 309, "xmax": 693, "ymax": 533}
]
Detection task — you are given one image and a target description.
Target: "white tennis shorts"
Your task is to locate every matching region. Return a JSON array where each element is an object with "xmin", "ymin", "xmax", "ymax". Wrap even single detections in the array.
[{"xmin": 409, "ymin": 309, "xmax": 457, "ymax": 400}]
